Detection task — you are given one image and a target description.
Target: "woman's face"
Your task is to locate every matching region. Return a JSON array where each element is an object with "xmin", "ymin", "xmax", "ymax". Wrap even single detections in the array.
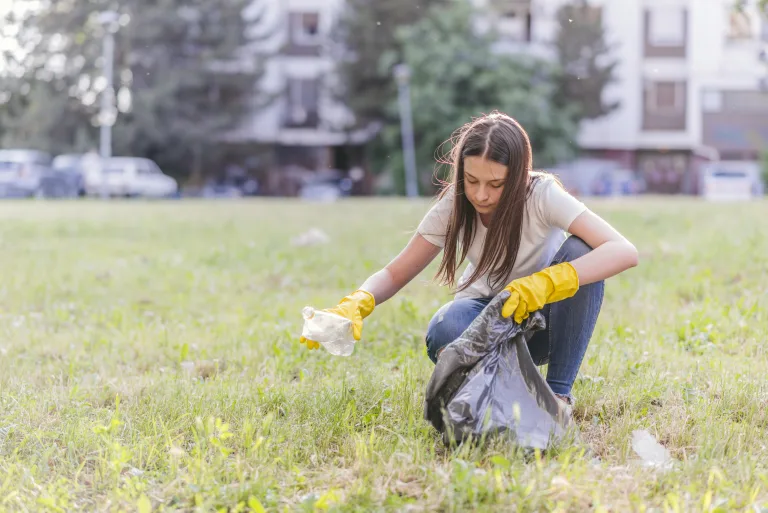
[{"xmin": 463, "ymin": 156, "xmax": 507, "ymax": 217}]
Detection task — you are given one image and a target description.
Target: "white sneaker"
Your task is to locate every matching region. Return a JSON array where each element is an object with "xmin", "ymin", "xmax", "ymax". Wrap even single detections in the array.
[{"xmin": 555, "ymin": 394, "xmax": 575, "ymax": 423}]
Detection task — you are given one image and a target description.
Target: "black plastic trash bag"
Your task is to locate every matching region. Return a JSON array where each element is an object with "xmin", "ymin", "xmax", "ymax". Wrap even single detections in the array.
[{"xmin": 424, "ymin": 290, "xmax": 575, "ymax": 450}]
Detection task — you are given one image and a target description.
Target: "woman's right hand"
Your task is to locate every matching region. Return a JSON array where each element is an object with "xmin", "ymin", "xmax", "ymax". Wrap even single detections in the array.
[
  {"xmin": 299, "ymin": 289, "xmax": 376, "ymax": 350},
  {"xmin": 299, "ymin": 233, "xmax": 441, "ymax": 351}
]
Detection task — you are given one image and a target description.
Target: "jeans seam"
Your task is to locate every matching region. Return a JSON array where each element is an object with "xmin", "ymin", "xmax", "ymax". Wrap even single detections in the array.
[
  {"xmin": 567, "ymin": 280, "xmax": 605, "ymax": 385},
  {"xmin": 543, "ymin": 235, "xmax": 594, "ymax": 395},
  {"xmin": 542, "ymin": 252, "xmax": 566, "ymax": 367},
  {"xmin": 544, "ymin": 306, "xmax": 552, "ymax": 365}
]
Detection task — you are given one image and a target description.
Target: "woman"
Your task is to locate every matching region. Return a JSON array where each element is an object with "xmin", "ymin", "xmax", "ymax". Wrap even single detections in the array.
[{"xmin": 300, "ymin": 111, "xmax": 638, "ymax": 407}]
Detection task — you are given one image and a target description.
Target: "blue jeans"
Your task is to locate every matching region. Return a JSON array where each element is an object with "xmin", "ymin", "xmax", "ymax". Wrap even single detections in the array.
[{"xmin": 425, "ymin": 236, "xmax": 605, "ymax": 399}]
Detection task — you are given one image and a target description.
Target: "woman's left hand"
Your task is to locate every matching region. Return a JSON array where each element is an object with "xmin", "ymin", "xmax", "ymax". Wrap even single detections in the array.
[{"xmin": 501, "ymin": 262, "xmax": 580, "ymax": 323}]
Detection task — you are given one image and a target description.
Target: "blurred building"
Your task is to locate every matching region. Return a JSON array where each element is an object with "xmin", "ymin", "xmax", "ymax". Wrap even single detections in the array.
[
  {"xmin": 220, "ymin": 0, "xmax": 378, "ymax": 195},
  {"xmin": 221, "ymin": 0, "xmax": 768, "ymax": 196},
  {"xmin": 474, "ymin": 0, "xmax": 768, "ymax": 194}
]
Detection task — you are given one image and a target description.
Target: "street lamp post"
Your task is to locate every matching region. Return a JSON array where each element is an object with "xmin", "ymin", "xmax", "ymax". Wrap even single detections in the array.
[
  {"xmin": 98, "ymin": 11, "xmax": 120, "ymax": 160},
  {"xmin": 393, "ymin": 63, "xmax": 419, "ymax": 198}
]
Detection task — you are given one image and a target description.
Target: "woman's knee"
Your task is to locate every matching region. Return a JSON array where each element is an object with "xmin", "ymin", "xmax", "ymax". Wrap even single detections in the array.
[
  {"xmin": 556, "ymin": 236, "xmax": 605, "ymax": 298},
  {"xmin": 425, "ymin": 299, "xmax": 486, "ymax": 363},
  {"xmin": 426, "ymin": 306, "xmax": 462, "ymax": 362},
  {"xmin": 558, "ymin": 235, "xmax": 593, "ymax": 263}
]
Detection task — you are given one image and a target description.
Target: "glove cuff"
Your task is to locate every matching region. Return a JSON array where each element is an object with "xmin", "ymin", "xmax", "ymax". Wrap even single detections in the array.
[
  {"xmin": 346, "ymin": 289, "xmax": 376, "ymax": 318},
  {"xmin": 546, "ymin": 262, "xmax": 580, "ymax": 301}
]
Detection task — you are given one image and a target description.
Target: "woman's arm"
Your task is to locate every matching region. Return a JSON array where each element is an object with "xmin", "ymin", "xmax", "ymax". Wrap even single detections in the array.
[
  {"xmin": 359, "ymin": 233, "xmax": 442, "ymax": 305},
  {"xmin": 566, "ymin": 210, "xmax": 639, "ymax": 286}
]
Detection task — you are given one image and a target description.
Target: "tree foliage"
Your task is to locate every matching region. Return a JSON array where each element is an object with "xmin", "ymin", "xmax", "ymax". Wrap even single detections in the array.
[
  {"xmin": 0, "ymin": 0, "xmax": 273, "ymax": 180},
  {"xmin": 378, "ymin": 0, "xmax": 580, "ymax": 194},
  {"xmin": 332, "ymin": 0, "xmax": 448, "ymax": 131},
  {"xmin": 553, "ymin": 0, "xmax": 620, "ymax": 120}
]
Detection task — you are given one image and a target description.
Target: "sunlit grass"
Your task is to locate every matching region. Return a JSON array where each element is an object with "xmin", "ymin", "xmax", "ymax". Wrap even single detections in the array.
[{"xmin": 0, "ymin": 197, "xmax": 767, "ymax": 511}]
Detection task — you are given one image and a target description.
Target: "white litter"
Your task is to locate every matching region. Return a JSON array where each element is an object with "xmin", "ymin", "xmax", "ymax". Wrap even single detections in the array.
[
  {"xmin": 291, "ymin": 228, "xmax": 330, "ymax": 247},
  {"xmin": 631, "ymin": 429, "xmax": 673, "ymax": 469},
  {"xmin": 301, "ymin": 307, "xmax": 356, "ymax": 356}
]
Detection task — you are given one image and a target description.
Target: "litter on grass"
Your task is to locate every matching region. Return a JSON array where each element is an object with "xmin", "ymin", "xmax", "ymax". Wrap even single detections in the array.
[
  {"xmin": 291, "ymin": 228, "xmax": 330, "ymax": 247},
  {"xmin": 631, "ymin": 429, "xmax": 673, "ymax": 469}
]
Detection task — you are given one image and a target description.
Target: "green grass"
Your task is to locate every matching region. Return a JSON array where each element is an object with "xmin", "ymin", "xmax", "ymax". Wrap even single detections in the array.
[{"xmin": 0, "ymin": 197, "xmax": 767, "ymax": 512}]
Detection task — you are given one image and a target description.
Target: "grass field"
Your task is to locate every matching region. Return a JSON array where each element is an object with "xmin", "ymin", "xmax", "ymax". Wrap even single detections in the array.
[{"xmin": 0, "ymin": 197, "xmax": 767, "ymax": 512}]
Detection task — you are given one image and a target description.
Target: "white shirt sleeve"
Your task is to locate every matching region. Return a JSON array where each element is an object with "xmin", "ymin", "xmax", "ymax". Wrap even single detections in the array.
[
  {"xmin": 417, "ymin": 191, "xmax": 454, "ymax": 248},
  {"xmin": 536, "ymin": 176, "xmax": 588, "ymax": 232}
]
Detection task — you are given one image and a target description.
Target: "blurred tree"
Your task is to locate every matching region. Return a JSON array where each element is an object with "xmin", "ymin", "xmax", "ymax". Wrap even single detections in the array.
[
  {"xmin": 553, "ymin": 0, "xmax": 620, "ymax": 120},
  {"xmin": 0, "ymin": 77, "xmax": 93, "ymax": 155},
  {"xmin": 761, "ymin": 150, "xmax": 768, "ymax": 193},
  {"xmin": 0, "ymin": 0, "xmax": 274, "ymax": 182},
  {"xmin": 378, "ymin": 0, "xmax": 580, "ymax": 195},
  {"xmin": 332, "ymin": 0, "xmax": 448, "ymax": 130},
  {"xmin": 331, "ymin": 0, "xmax": 448, "ymax": 190}
]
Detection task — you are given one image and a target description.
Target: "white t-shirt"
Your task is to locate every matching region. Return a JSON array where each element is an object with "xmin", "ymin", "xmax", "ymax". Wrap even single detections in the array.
[{"xmin": 417, "ymin": 174, "xmax": 588, "ymax": 300}]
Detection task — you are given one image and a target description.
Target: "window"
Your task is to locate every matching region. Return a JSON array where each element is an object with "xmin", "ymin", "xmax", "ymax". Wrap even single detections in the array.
[
  {"xmin": 644, "ymin": 7, "xmax": 687, "ymax": 58},
  {"xmin": 285, "ymin": 78, "xmax": 320, "ymax": 126},
  {"xmin": 492, "ymin": 0, "xmax": 532, "ymax": 42},
  {"xmin": 300, "ymin": 13, "xmax": 319, "ymax": 37},
  {"xmin": 489, "ymin": 0, "xmax": 529, "ymax": 17},
  {"xmin": 138, "ymin": 160, "xmax": 160, "ymax": 175},
  {"xmin": 762, "ymin": 13, "xmax": 768, "ymax": 42},
  {"xmin": 646, "ymin": 82, "xmax": 684, "ymax": 112},
  {"xmin": 643, "ymin": 81, "xmax": 687, "ymax": 130},
  {"xmin": 648, "ymin": 7, "xmax": 685, "ymax": 47},
  {"xmin": 722, "ymin": 91, "xmax": 768, "ymax": 112},
  {"xmin": 702, "ymin": 90, "xmax": 722, "ymax": 113},
  {"xmin": 288, "ymin": 79, "xmax": 318, "ymax": 110},
  {"xmin": 727, "ymin": 7, "xmax": 752, "ymax": 40},
  {"xmin": 290, "ymin": 12, "xmax": 321, "ymax": 45},
  {"xmin": 102, "ymin": 165, "xmax": 125, "ymax": 175}
]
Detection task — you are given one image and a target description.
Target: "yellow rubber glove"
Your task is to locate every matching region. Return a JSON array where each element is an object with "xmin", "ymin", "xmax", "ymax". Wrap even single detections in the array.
[
  {"xmin": 299, "ymin": 290, "xmax": 376, "ymax": 350},
  {"xmin": 501, "ymin": 262, "xmax": 580, "ymax": 323}
]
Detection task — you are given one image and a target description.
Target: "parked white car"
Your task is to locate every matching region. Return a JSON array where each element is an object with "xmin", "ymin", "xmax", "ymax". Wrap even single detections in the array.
[
  {"xmin": 699, "ymin": 161, "xmax": 764, "ymax": 201},
  {"xmin": 84, "ymin": 157, "xmax": 178, "ymax": 198}
]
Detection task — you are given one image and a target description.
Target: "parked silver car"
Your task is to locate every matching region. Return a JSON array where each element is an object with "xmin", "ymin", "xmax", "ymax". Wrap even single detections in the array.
[{"xmin": 0, "ymin": 149, "xmax": 51, "ymax": 197}]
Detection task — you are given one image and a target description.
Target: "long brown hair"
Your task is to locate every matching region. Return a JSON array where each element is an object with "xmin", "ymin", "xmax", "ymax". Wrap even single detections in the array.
[{"xmin": 434, "ymin": 111, "xmax": 541, "ymax": 293}]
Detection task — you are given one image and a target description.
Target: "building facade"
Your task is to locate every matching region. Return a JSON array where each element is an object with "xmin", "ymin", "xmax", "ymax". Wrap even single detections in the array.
[
  {"xmin": 229, "ymin": 0, "xmax": 768, "ymax": 195},
  {"xmin": 474, "ymin": 0, "xmax": 768, "ymax": 194},
  {"xmin": 223, "ymin": 0, "xmax": 375, "ymax": 195}
]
